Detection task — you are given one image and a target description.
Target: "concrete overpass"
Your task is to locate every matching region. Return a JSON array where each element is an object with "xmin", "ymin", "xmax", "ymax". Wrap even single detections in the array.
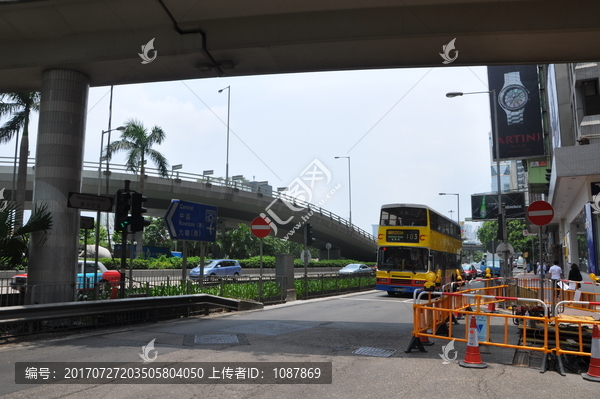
[
  {"xmin": 0, "ymin": 157, "xmax": 377, "ymax": 261},
  {"xmin": 1, "ymin": 0, "xmax": 599, "ymax": 91},
  {"xmin": 1, "ymin": 0, "xmax": 598, "ymax": 303}
]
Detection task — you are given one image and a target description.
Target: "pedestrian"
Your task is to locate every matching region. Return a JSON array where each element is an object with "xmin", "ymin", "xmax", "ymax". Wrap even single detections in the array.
[
  {"xmin": 549, "ymin": 260, "xmax": 563, "ymax": 281},
  {"xmin": 549, "ymin": 260, "xmax": 563, "ymax": 298},
  {"xmin": 568, "ymin": 263, "xmax": 583, "ymax": 289},
  {"xmin": 536, "ymin": 261, "xmax": 546, "ymax": 276}
]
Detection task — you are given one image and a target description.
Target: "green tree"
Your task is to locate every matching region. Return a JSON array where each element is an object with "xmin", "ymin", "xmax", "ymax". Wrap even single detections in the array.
[
  {"xmin": 477, "ymin": 219, "xmax": 538, "ymax": 255},
  {"xmin": 105, "ymin": 118, "xmax": 169, "ymax": 193},
  {"xmin": 142, "ymin": 217, "xmax": 172, "ymax": 248},
  {"xmin": 0, "ymin": 92, "xmax": 41, "ymax": 228},
  {"xmin": 0, "ymin": 201, "xmax": 52, "ymax": 270},
  {"xmin": 221, "ymin": 223, "xmax": 259, "ymax": 259},
  {"xmin": 79, "ymin": 225, "xmax": 110, "ymax": 248},
  {"xmin": 217, "ymin": 223, "xmax": 316, "ymax": 259},
  {"xmin": 106, "ymin": 118, "xmax": 169, "ymax": 257}
]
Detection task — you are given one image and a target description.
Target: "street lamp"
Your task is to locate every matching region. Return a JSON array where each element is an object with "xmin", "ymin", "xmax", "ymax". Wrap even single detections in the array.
[
  {"xmin": 218, "ymin": 86, "xmax": 231, "ymax": 183},
  {"xmin": 439, "ymin": 192, "xmax": 460, "ymax": 224},
  {"xmin": 94, "ymin": 125, "xmax": 125, "ymax": 296},
  {"xmin": 446, "ymin": 90, "xmax": 507, "ymax": 276},
  {"xmin": 98, "ymin": 126, "xmax": 125, "ymax": 196},
  {"xmin": 335, "ymin": 156, "xmax": 352, "ymax": 226}
]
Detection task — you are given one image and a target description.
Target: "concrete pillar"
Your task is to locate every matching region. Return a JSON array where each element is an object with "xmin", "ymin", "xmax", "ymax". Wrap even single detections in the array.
[
  {"xmin": 275, "ymin": 254, "xmax": 295, "ymax": 301},
  {"xmin": 28, "ymin": 69, "xmax": 89, "ymax": 304}
]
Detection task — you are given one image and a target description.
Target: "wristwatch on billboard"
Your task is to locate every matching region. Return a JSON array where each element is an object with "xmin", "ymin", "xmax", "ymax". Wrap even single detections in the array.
[{"xmin": 498, "ymin": 71, "xmax": 529, "ymax": 125}]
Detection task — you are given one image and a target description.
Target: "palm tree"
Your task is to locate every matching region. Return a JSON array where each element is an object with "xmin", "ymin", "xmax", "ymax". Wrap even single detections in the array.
[
  {"xmin": 106, "ymin": 118, "xmax": 169, "ymax": 258},
  {"xmin": 105, "ymin": 118, "xmax": 169, "ymax": 194},
  {"xmin": 0, "ymin": 92, "xmax": 41, "ymax": 228},
  {"xmin": 0, "ymin": 200, "xmax": 52, "ymax": 270}
]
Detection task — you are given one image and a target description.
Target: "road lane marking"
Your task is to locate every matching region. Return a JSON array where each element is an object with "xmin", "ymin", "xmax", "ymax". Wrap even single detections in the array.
[{"xmin": 339, "ymin": 297, "xmax": 414, "ymax": 303}]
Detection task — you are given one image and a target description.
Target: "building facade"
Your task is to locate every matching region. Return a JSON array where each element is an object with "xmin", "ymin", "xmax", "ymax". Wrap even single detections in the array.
[{"xmin": 541, "ymin": 63, "xmax": 600, "ymax": 273}]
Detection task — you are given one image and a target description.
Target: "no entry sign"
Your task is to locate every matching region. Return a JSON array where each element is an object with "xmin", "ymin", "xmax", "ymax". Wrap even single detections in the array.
[
  {"xmin": 527, "ymin": 201, "xmax": 554, "ymax": 226},
  {"xmin": 251, "ymin": 216, "xmax": 271, "ymax": 238}
]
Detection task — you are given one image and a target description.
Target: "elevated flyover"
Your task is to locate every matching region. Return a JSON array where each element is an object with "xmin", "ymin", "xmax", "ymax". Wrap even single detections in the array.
[
  {"xmin": 0, "ymin": 158, "xmax": 377, "ymax": 261},
  {"xmin": 1, "ymin": 0, "xmax": 599, "ymax": 91}
]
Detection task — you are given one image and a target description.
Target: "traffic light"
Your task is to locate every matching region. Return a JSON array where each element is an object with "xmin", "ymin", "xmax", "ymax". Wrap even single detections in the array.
[
  {"xmin": 114, "ymin": 190, "xmax": 131, "ymax": 232},
  {"xmin": 304, "ymin": 223, "xmax": 315, "ymax": 246},
  {"xmin": 130, "ymin": 192, "xmax": 151, "ymax": 233}
]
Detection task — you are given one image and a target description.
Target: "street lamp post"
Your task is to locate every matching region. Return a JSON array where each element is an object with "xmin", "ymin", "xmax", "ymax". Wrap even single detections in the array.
[
  {"xmin": 446, "ymin": 90, "xmax": 508, "ymax": 277},
  {"xmin": 335, "ymin": 156, "xmax": 352, "ymax": 226},
  {"xmin": 97, "ymin": 126, "xmax": 125, "ymax": 196},
  {"xmin": 94, "ymin": 126, "xmax": 125, "ymax": 297},
  {"xmin": 439, "ymin": 192, "xmax": 460, "ymax": 225},
  {"xmin": 218, "ymin": 86, "xmax": 231, "ymax": 183}
]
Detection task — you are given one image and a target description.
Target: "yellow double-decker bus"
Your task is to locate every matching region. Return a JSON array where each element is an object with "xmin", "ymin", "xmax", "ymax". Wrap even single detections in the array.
[{"xmin": 375, "ymin": 203, "xmax": 462, "ymax": 295}]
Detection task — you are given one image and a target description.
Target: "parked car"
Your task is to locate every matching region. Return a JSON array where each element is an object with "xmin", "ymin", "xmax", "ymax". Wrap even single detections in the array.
[
  {"xmin": 189, "ymin": 259, "xmax": 242, "ymax": 280},
  {"xmin": 460, "ymin": 264, "xmax": 478, "ymax": 280},
  {"xmin": 10, "ymin": 261, "xmax": 120, "ymax": 293},
  {"xmin": 480, "ymin": 259, "xmax": 501, "ymax": 276},
  {"xmin": 338, "ymin": 263, "xmax": 373, "ymax": 275},
  {"xmin": 472, "ymin": 263, "xmax": 484, "ymax": 277}
]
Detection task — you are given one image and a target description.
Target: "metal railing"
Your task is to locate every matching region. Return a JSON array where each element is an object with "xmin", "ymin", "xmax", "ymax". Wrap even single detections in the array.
[
  {"xmin": 0, "ymin": 273, "xmax": 376, "ymax": 339},
  {"xmin": 0, "ymin": 156, "xmax": 376, "ymax": 242},
  {"xmin": 0, "ymin": 293, "xmax": 264, "ymax": 339}
]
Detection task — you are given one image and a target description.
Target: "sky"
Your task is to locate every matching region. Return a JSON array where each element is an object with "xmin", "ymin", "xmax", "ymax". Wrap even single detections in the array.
[{"xmin": 0, "ymin": 65, "xmax": 493, "ymax": 237}]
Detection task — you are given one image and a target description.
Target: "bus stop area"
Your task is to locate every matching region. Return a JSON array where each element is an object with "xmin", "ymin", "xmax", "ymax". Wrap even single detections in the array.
[{"xmin": 406, "ymin": 274, "xmax": 600, "ymax": 380}]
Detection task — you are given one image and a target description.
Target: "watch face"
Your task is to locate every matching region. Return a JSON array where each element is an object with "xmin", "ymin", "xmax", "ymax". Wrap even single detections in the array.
[{"xmin": 499, "ymin": 85, "xmax": 528, "ymax": 111}]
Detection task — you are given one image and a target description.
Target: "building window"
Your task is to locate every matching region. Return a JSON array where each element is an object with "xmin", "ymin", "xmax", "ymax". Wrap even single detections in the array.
[{"xmin": 582, "ymin": 79, "xmax": 600, "ymax": 116}]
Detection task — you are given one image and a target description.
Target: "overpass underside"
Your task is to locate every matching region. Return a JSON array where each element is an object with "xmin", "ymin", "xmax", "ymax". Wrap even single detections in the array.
[{"xmin": 1, "ymin": 1, "xmax": 599, "ymax": 91}]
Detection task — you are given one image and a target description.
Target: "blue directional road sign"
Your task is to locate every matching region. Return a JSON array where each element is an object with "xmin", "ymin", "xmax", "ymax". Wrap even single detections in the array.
[{"xmin": 164, "ymin": 200, "xmax": 218, "ymax": 242}]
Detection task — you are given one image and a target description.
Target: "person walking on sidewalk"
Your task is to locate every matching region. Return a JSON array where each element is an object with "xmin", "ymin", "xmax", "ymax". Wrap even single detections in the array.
[
  {"xmin": 549, "ymin": 260, "xmax": 563, "ymax": 298},
  {"xmin": 537, "ymin": 261, "xmax": 546, "ymax": 276},
  {"xmin": 568, "ymin": 263, "xmax": 583, "ymax": 289}
]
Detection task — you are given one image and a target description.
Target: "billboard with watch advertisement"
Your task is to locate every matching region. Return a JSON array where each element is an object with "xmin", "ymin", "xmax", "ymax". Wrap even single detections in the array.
[{"xmin": 487, "ymin": 65, "xmax": 545, "ymax": 160}]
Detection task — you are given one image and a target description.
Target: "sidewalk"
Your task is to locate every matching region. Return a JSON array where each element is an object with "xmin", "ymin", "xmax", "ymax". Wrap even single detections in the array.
[{"xmin": 513, "ymin": 268, "xmax": 600, "ymax": 321}]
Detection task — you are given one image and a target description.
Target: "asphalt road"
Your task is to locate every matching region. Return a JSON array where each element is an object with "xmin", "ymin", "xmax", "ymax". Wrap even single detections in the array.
[{"xmin": 1, "ymin": 288, "xmax": 598, "ymax": 398}]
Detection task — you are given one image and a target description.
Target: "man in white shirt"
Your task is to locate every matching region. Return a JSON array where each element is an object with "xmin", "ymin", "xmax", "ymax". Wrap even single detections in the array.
[
  {"xmin": 549, "ymin": 260, "xmax": 563, "ymax": 280},
  {"xmin": 548, "ymin": 260, "xmax": 564, "ymax": 297}
]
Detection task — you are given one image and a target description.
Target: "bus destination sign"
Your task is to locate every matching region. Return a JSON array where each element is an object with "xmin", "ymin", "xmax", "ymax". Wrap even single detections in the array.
[{"xmin": 386, "ymin": 229, "xmax": 420, "ymax": 243}]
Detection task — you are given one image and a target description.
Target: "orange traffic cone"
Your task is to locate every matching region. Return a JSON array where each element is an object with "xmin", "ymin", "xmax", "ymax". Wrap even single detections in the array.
[
  {"xmin": 419, "ymin": 311, "xmax": 434, "ymax": 346},
  {"xmin": 582, "ymin": 324, "xmax": 600, "ymax": 382},
  {"xmin": 459, "ymin": 315, "xmax": 488, "ymax": 369}
]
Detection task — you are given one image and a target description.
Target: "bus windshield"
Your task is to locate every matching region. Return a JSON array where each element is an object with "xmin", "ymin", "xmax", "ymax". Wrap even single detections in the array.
[
  {"xmin": 378, "ymin": 247, "xmax": 429, "ymax": 272},
  {"xmin": 380, "ymin": 207, "xmax": 427, "ymax": 227}
]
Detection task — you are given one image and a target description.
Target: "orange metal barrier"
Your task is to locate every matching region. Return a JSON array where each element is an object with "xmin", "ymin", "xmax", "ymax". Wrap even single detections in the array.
[
  {"xmin": 407, "ymin": 277, "xmax": 600, "ymax": 376},
  {"xmin": 406, "ymin": 288, "xmax": 556, "ymax": 373}
]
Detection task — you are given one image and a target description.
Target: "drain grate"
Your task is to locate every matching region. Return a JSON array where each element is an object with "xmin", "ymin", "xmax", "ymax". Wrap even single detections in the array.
[
  {"xmin": 194, "ymin": 334, "xmax": 240, "ymax": 344},
  {"xmin": 352, "ymin": 347, "xmax": 396, "ymax": 357}
]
